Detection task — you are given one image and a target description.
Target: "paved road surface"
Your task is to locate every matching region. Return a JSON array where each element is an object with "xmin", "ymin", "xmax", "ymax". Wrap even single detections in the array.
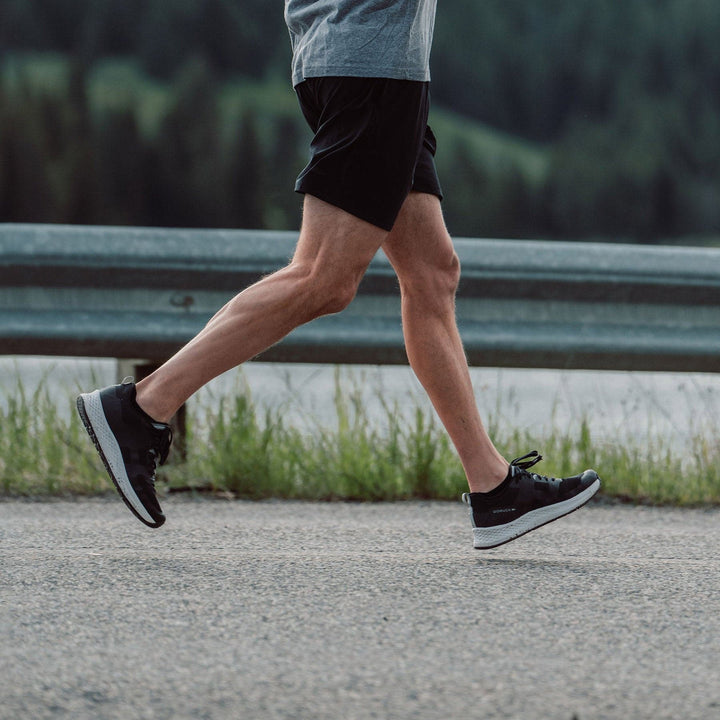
[{"xmin": 1, "ymin": 498, "xmax": 719, "ymax": 720}]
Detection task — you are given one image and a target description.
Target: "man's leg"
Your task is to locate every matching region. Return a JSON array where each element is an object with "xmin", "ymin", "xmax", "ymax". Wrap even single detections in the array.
[
  {"xmin": 382, "ymin": 192, "xmax": 508, "ymax": 492},
  {"xmin": 77, "ymin": 195, "xmax": 387, "ymax": 526},
  {"xmin": 136, "ymin": 196, "xmax": 387, "ymax": 423},
  {"xmin": 383, "ymin": 192, "xmax": 600, "ymax": 548}
]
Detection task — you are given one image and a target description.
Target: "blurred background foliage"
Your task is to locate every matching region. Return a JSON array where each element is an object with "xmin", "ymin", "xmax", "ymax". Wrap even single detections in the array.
[{"xmin": 1, "ymin": 0, "xmax": 719, "ymax": 243}]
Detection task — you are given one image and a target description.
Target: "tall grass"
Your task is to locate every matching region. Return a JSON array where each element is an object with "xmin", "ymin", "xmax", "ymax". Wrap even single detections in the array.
[
  {"xmin": 186, "ymin": 370, "xmax": 467, "ymax": 501},
  {"xmin": 1, "ymin": 369, "xmax": 719, "ymax": 505},
  {"xmin": 0, "ymin": 377, "xmax": 109, "ymax": 495}
]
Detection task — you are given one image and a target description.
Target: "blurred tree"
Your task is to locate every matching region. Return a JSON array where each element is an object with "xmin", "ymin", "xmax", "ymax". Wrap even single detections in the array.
[
  {"xmin": 3, "ymin": 0, "xmax": 720, "ymax": 240},
  {"xmin": 226, "ymin": 110, "xmax": 266, "ymax": 229},
  {"xmin": 0, "ymin": 82, "xmax": 56, "ymax": 222},
  {"xmin": 152, "ymin": 57, "xmax": 223, "ymax": 226},
  {"xmin": 63, "ymin": 59, "xmax": 99, "ymax": 224},
  {"xmin": 137, "ymin": 0, "xmax": 200, "ymax": 80},
  {"xmin": 266, "ymin": 115, "xmax": 305, "ymax": 230},
  {"xmin": 439, "ymin": 138, "xmax": 490, "ymax": 237},
  {"xmin": 94, "ymin": 107, "xmax": 148, "ymax": 224},
  {"xmin": 77, "ymin": 0, "xmax": 145, "ymax": 59},
  {"xmin": 0, "ymin": 0, "xmax": 46, "ymax": 50}
]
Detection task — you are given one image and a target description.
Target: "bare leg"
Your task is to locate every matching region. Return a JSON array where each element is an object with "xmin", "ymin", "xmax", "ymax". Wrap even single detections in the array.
[
  {"xmin": 382, "ymin": 193, "xmax": 508, "ymax": 492},
  {"xmin": 135, "ymin": 196, "xmax": 387, "ymax": 422}
]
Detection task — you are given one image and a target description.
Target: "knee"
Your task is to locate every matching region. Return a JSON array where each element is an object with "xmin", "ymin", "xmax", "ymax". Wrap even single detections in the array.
[
  {"xmin": 292, "ymin": 262, "xmax": 361, "ymax": 319},
  {"xmin": 440, "ymin": 251, "xmax": 462, "ymax": 294},
  {"xmin": 401, "ymin": 249, "xmax": 461, "ymax": 300},
  {"xmin": 313, "ymin": 278, "xmax": 359, "ymax": 316},
  {"xmin": 430, "ymin": 251, "xmax": 461, "ymax": 303}
]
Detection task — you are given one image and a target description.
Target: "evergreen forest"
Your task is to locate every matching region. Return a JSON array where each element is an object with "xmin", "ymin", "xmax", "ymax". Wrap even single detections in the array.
[{"xmin": 1, "ymin": 0, "xmax": 719, "ymax": 243}]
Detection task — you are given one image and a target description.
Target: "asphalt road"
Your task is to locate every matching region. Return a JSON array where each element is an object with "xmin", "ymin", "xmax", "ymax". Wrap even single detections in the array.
[{"xmin": 1, "ymin": 497, "xmax": 719, "ymax": 720}]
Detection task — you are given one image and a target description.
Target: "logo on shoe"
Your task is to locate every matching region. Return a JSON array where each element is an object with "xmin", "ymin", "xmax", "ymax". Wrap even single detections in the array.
[{"xmin": 492, "ymin": 508, "xmax": 516, "ymax": 514}]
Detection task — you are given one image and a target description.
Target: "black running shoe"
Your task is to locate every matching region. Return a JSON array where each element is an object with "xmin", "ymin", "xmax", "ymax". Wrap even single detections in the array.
[
  {"xmin": 463, "ymin": 451, "xmax": 600, "ymax": 549},
  {"xmin": 76, "ymin": 378, "xmax": 172, "ymax": 528}
]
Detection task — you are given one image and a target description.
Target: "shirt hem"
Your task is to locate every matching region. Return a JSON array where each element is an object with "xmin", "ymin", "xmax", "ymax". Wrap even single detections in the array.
[{"xmin": 292, "ymin": 65, "xmax": 431, "ymax": 88}]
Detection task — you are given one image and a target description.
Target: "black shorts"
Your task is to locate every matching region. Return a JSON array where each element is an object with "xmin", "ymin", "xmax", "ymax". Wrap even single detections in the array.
[{"xmin": 294, "ymin": 77, "xmax": 443, "ymax": 231}]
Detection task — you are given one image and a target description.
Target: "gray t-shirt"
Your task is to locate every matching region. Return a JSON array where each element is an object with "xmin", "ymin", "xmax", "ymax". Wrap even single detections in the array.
[{"xmin": 284, "ymin": 0, "xmax": 437, "ymax": 86}]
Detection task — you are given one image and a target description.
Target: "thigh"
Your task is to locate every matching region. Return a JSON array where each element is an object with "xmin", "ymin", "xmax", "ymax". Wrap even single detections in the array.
[
  {"xmin": 382, "ymin": 192, "xmax": 456, "ymax": 275},
  {"xmin": 292, "ymin": 194, "xmax": 388, "ymax": 282}
]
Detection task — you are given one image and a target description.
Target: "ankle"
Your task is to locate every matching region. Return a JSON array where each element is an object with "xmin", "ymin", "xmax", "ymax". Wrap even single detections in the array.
[
  {"xmin": 467, "ymin": 461, "xmax": 510, "ymax": 494},
  {"xmin": 134, "ymin": 380, "xmax": 173, "ymax": 425}
]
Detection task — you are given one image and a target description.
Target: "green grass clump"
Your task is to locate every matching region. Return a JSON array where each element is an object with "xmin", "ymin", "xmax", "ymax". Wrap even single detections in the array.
[
  {"xmin": 2, "ymin": 368, "xmax": 720, "ymax": 506},
  {"xmin": 0, "ymin": 378, "xmax": 110, "ymax": 495},
  {"xmin": 185, "ymin": 370, "xmax": 467, "ymax": 501},
  {"xmin": 169, "ymin": 369, "xmax": 720, "ymax": 506}
]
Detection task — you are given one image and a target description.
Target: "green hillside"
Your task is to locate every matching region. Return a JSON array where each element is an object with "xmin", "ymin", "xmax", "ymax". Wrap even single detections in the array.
[
  {"xmin": 3, "ymin": 0, "xmax": 720, "ymax": 241},
  {"xmin": 1, "ymin": 53, "xmax": 550, "ymax": 236}
]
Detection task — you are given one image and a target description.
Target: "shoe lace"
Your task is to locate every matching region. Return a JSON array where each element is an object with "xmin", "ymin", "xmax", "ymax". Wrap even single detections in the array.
[
  {"xmin": 144, "ymin": 427, "xmax": 173, "ymax": 479},
  {"xmin": 510, "ymin": 450, "xmax": 558, "ymax": 484},
  {"xmin": 510, "ymin": 450, "xmax": 543, "ymax": 471}
]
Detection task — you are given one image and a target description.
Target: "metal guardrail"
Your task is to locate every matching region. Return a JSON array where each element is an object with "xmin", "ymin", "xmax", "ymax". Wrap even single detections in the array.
[{"xmin": 1, "ymin": 223, "xmax": 719, "ymax": 372}]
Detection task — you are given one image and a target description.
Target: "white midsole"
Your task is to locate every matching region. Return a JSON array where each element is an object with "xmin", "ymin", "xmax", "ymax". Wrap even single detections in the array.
[
  {"xmin": 473, "ymin": 478, "xmax": 601, "ymax": 548},
  {"xmin": 80, "ymin": 390, "xmax": 155, "ymax": 524}
]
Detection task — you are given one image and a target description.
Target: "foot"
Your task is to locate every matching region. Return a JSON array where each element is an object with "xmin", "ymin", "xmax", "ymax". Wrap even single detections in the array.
[
  {"xmin": 76, "ymin": 378, "xmax": 172, "ymax": 528},
  {"xmin": 462, "ymin": 451, "xmax": 600, "ymax": 549}
]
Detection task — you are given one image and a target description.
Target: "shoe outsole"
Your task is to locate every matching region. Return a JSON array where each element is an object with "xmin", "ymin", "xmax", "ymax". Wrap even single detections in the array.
[
  {"xmin": 76, "ymin": 393, "xmax": 165, "ymax": 528},
  {"xmin": 473, "ymin": 474, "xmax": 601, "ymax": 550}
]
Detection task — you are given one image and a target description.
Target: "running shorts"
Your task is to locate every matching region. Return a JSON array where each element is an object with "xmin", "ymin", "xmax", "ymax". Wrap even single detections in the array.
[{"xmin": 294, "ymin": 76, "xmax": 443, "ymax": 231}]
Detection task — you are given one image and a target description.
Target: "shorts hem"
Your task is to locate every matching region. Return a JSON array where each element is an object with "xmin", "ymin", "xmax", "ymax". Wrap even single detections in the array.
[{"xmin": 295, "ymin": 180, "xmax": 397, "ymax": 232}]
